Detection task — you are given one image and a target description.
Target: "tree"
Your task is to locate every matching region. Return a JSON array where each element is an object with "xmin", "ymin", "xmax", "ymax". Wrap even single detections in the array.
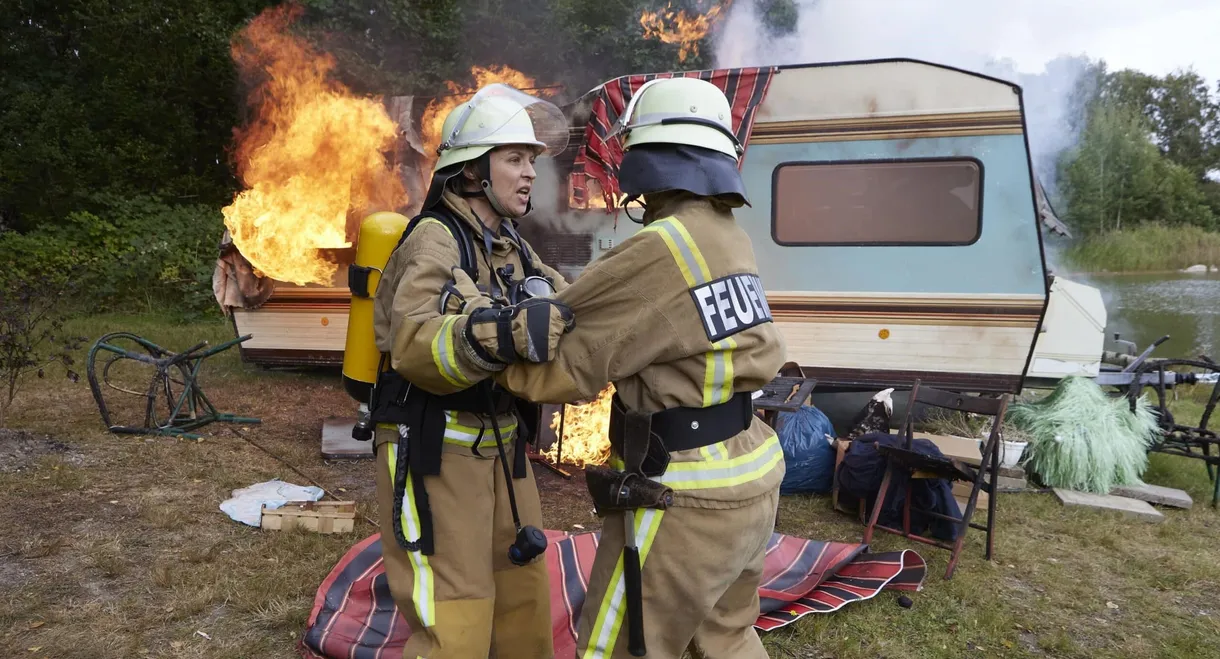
[
  {"xmin": 0, "ymin": 0, "xmax": 278, "ymax": 231},
  {"xmin": 1104, "ymin": 68, "xmax": 1220, "ymax": 181},
  {"xmin": 1060, "ymin": 99, "xmax": 1215, "ymax": 236}
]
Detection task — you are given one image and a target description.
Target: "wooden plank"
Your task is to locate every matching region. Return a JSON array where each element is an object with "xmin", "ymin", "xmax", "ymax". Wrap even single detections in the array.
[{"xmin": 261, "ymin": 500, "xmax": 356, "ymax": 534}]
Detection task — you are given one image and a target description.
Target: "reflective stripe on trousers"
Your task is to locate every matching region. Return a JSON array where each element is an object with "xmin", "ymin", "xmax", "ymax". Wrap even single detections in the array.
[
  {"xmin": 581, "ymin": 508, "xmax": 666, "ymax": 659},
  {"xmin": 385, "ymin": 439, "xmax": 436, "ymax": 628}
]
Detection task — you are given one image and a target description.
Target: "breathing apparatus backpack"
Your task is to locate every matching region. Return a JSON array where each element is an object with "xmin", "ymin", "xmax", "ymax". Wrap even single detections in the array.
[{"xmin": 347, "ymin": 205, "xmax": 549, "ymax": 563}]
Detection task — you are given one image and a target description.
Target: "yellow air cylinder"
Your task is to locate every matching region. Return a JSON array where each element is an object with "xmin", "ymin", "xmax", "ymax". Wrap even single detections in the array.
[{"xmin": 342, "ymin": 211, "xmax": 410, "ymax": 405}]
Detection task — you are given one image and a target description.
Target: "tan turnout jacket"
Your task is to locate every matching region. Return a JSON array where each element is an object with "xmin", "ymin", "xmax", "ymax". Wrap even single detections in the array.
[
  {"xmin": 478, "ymin": 193, "xmax": 788, "ymax": 507},
  {"xmin": 372, "ymin": 190, "xmax": 568, "ymax": 451}
]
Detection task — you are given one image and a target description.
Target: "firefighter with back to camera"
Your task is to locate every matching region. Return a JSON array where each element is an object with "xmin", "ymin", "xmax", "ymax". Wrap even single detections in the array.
[
  {"xmin": 448, "ymin": 77, "xmax": 788, "ymax": 658},
  {"xmin": 364, "ymin": 83, "xmax": 576, "ymax": 659}
]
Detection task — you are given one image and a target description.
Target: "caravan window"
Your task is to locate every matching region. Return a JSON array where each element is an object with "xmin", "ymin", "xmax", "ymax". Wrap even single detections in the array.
[{"xmin": 771, "ymin": 159, "xmax": 983, "ymax": 245}]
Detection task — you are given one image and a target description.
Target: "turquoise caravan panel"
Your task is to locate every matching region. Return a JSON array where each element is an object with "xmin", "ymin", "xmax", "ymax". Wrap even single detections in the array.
[{"xmin": 737, "ymin": 134, "xmax": 1046, "ymax": 296}]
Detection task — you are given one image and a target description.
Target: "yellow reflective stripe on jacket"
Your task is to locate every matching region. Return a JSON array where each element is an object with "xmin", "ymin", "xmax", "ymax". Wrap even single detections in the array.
[
  {"xmin": 384, "ymin": 442, "xmax": 436, "ymax": 628},
  {"xmin": 640, "ymin": 217, "xmax": 735, "ymax": 408},
  {"xmin": 442, "ymin": 411, "xmax": 517, "ymax": 448},
  {"xmin": 640, "ymin": 217, "xmax": 711, "ymax": 288},
  {"xmin": 581, "ymin": 508, "xmax": 665, "ymax": 659},
  {"xmin": 703, "ymin": 336, "xmax": 737, "ymax": 406},
  {"xmin": 657, "ymin": 433, "xmax": 782, "ymax": 491},
  {"xmin": 431, "ymin": 315, "xmax": 473, "ymax": 389},
  {"xmin": 414, "ymin": 215, "xmax": 473, "ymax": 389},
  {"xmin": 415, "ymin": 217, "xmax": 451, "ymax": 236},
  {"xmin": 699, "ymin": 441, "xmax": 729, "ymax": 462},
  {"xmin": 606, "ymin": 435, "xmax": 779, "ymax": 492}
]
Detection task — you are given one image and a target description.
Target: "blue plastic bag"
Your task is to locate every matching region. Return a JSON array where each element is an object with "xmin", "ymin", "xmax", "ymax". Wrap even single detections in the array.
[{"xmin": 775, "ymin": 404, "xmax": 837, "ymax": 495}]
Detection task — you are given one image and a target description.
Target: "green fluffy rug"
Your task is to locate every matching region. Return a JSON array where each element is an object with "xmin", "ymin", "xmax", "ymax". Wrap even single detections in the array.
[{"xmin": 1007, "ymin": 376, "xmax": 1161, "ymax": 494}]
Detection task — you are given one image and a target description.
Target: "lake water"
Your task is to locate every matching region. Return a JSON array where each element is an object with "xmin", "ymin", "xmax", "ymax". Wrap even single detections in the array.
[{"xmin": 1089, "ymin": 272, "xmax": 1220, "ymax": 360}]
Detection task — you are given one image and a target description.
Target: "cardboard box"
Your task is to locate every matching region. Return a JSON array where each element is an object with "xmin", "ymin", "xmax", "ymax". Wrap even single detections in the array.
[
  {"xmin": 261, "ymin": 500, "xmax": 356, "ymax": 534},
  {"xmin": 914, "ymin": 432, "xmax": 1027, "ymax": 480}
]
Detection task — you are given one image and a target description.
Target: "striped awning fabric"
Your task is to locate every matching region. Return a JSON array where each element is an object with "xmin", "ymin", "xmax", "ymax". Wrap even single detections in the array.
[{"xmin": 569, "ymin": 67, "xmax": 778, "ymax": 210}]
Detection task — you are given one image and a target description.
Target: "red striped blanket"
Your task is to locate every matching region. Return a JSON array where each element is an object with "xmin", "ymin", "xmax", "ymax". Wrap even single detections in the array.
[{"xmin": 298, "ymin": 530, "xmax": 924, "ymax": 658}]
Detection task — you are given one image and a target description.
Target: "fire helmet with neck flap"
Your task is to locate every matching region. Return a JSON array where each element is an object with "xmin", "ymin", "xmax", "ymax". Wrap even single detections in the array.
[
  {"xmin": 423, "ymin": 83, "xmax": 570, "ymax": 217},
  {"xmin": 608, "ymin": 77, "xmax": 750, "ymax": 222}
]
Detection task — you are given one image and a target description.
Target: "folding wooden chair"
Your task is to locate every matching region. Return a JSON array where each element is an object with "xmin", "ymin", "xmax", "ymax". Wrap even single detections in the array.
[{"xmin": 861, "ymin": 379, "xmax": 1009, "ymax": 579}]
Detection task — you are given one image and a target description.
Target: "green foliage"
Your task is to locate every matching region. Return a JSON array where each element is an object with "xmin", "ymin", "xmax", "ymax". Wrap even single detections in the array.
[
  {"xmin": 1056, "ymin": 63, "xmax": 1220, "ymax": 249},
  {"xmin": 295, "ymin": 0, "xmax": 698, "ymax": 100},
  {"xmin": 1, "ymin": 195, "xmax": 224, "ymax": 316},
  {"xmin": 1063, "ymin": 223, "xmax": 1220, "ymax": 272},
  {"xmin": 1059, "ymin": 101, "xmax": 1216, "ymax": 236},
  {"xmin": 1105, "ymin": 69, "xmax": 1220, "ymax": 181},
  {"xmin": 756, "ymin": 0, "xmax": 799, "ymax": 35},
  {"xmin": 0, "ymin": 0, "xmax": 279, "ymax": 231},
  {"xmin": 0, "ymin": 274, "xmax": 86, "ymax": 427}
]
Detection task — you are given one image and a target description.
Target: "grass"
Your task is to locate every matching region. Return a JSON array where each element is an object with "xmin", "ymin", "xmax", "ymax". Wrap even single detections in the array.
[
  {"xmin": 1062, "ymin": 224, "xmax": 1220, "ymax": 273},
  {"xmin": 2, "ymin": 312, "xmax": 1219, "ymax": 658}
]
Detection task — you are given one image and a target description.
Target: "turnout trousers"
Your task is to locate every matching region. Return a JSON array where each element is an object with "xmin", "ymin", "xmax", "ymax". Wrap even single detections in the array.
[
  {"xmin": 374, "ymin": 425, "xmax": 553, "ymax": 659},
  {"xmin": 574, "ymin": 488, "xmax": 780, "ymax": 659}
]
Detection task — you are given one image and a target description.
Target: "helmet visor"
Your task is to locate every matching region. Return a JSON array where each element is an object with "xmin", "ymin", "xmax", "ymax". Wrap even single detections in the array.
[{"xmin": 438, "ymin": 83, "xmax": 570, "ymax": 158}]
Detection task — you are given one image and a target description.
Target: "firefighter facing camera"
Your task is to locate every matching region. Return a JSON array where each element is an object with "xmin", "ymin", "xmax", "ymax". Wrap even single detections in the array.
[
  {"xmin": 485, "ymin": 76, "xmax": 786, "ymax": 658},
  {"xmin": 354, "ymin": 83, "xmax": 573, "ymax": 659}
]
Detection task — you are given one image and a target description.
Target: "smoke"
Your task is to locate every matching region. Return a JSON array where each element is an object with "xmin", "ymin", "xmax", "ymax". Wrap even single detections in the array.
[
  {"xmin": 713, "ymin": 0, "xmax": 1098, "ymax": 210},
  {"xmin": 518, "ymin": 156, "xmax": 622, "ymax": 281}
]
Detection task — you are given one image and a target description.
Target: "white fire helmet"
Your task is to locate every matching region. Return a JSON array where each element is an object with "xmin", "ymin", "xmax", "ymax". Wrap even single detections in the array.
[
  {"xmin": 608, "ymin": 77, "xmax": 743, "ymax": 160},
  {"xmin": 433, "ymin": 83, "xmax": 569, "ymax": 174}
]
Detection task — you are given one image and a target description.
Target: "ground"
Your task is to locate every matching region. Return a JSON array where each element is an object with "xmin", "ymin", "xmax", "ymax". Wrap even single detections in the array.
[{"xmin": 2, "ymin": 314, "xmax": 1219, "ymax": 659}]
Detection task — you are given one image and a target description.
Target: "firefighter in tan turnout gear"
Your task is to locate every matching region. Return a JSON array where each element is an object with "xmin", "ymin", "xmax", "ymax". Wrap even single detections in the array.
[
  {"xmin": 368, "ymin": 84, "xmax": 576, "ymax": 659},
  {"xmin": 486, "ymin": 77, "xmax": 788, "ymax": 658}
]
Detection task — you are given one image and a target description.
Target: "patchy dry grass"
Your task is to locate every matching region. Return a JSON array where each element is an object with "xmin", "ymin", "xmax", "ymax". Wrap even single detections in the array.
[{"xmin": 1, "ymin": 313, "xmax": 1218, "ymax": 658}]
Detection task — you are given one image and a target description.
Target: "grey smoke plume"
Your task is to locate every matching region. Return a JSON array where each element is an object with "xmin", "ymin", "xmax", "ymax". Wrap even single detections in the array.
[{"xmin": 713, "ymin": 0, "xmax": 1097, "ymax": 203}]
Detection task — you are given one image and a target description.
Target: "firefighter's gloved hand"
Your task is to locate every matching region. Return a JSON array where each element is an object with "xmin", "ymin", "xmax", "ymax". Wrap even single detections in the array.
[
  {"xmin": 461, "ymin": 298, "xmax": 575, "ymax": 367},
  {"xmin": 440, "ymin": 268, "xmax": 495, "ymax": 315}
]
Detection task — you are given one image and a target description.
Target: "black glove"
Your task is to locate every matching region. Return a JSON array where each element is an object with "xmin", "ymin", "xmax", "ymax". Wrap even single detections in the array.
[{"xmin": 463, "ymin": 298, "xmax": 576, "ymax": 366}]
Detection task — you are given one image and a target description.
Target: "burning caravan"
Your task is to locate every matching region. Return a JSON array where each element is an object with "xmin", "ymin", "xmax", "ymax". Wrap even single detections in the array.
[{"xmin": 215, "ymin": 58, "xmax": 1100, "ymax": 402}]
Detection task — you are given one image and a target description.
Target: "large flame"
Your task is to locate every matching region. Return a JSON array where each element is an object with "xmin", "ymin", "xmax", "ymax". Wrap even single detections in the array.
[
  {"xmin": 640, "ymin": 1, "xmax": 732, "ymax": 63},
  {"xmin": 544, "ymin": 384, "xmax": 615, "ymax": 468},
  {"xmin": 222, "ymin": 5, "xmax": 406, "ymax": 286},
  {"xmin": 420, "ymin": 65, "xmax": 547, "ymax": 166}
]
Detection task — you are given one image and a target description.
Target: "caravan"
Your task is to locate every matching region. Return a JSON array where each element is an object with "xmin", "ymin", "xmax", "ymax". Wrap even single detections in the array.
[{"xmin": 217, "ymin": 58, "xmax": 1104, "ymax": 408}]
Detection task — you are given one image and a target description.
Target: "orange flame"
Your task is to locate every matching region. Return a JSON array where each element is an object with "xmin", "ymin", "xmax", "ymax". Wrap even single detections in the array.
[
  {"xmin": 640, "ymin": 1, "xmax": 732, "ymax": 63},
  {"xmin": 420, "ymin": 65, "xmax": 548, "ymax": 166},
  {"xmin": 544, "ymin": 384, "xmax": 615, "ymax": 467},
  {"xmin": 222, "ymin": 5, "xmax": 406, "ymax": 286}
]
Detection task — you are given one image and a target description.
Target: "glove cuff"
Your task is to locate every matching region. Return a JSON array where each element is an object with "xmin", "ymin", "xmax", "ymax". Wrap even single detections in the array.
[{"xmin": 460, "ymin": 317, "xmax": 508, "ymax": 372}]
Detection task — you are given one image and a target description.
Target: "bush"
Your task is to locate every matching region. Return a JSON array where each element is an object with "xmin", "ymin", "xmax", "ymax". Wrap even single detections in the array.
[
  {"xmin": 1063, "ymin": 223, "xmax": 1220, "ymax": 272},
  {"xmin": 1, "ymin": 195, "xmax": 223, "ymax": 316},
  {"xmin": 1, "ymin": 273, "xmax": 86, "ymax": 427}
]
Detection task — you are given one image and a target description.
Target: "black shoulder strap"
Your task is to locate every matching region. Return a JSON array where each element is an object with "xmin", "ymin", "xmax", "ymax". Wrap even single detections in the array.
[
  {"xmin": 501, "ymin": 221, "xmax": 541, "ymax": 278},
  {"xmin": 396, "ymin": 209, "xmax": 479, "ymax": 282}
]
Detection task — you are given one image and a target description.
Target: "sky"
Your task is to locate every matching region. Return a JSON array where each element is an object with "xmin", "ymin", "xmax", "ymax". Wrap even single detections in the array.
[
  {"xmin": 960, "ymin": 0, "xmax": 1220, "ymax": 82},
  {"xmin": 715, "ymin": 0, "xmax": 1220, "ymax": 83},
  {"xmin": 713, "ymin": 0, "xmax": 1220, "ymax": 194}
]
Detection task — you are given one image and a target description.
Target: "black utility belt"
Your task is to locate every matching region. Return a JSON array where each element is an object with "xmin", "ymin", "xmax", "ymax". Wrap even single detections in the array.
[
  {"xmin": 370, "ymin": 369, "xmax": 516, "ymax": 423},
  {"xmin": 612, "ymin": 392, "xmax": 754, "ymax": 454}
]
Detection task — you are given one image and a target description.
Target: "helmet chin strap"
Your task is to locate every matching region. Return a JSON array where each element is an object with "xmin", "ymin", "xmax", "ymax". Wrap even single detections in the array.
[{"xmin": 481, "ymin": 178, "xmax": 521, "ymax": 218}]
